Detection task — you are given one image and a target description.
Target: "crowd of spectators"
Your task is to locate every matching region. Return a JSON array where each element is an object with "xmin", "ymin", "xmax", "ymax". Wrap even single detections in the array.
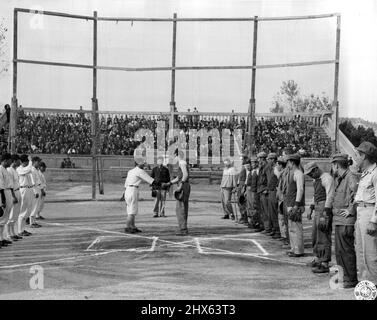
[{"xmin": 14, "ymin": 108, "xmax": 332, "ymax": 158}]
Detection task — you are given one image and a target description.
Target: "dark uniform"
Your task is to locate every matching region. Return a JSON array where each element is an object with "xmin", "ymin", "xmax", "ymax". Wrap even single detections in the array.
[
  {"xmin": 331, "ymin": 153, "xmax": 359, "ymax": 287},
  {"xmin": 256, "ymin": 152, "xmax": 269, "ymax": 232},
  {"xmin": 304, "ymin": 161, "xmax": 334, "ymax": 273},
  {"xmin": 246, "ymin": 159, "xmax": 261, "ymax": 230},
  {"xmin": 237, "ymin": 164, "xmax": 248, "ymax": 224},
  {"xmin": 266, "ymin": 153, "xmax": 280, "ymax": 237}
]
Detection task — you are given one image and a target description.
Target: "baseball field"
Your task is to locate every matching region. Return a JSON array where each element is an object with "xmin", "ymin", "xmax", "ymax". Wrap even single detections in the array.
[{"xmin": 0, "ymin": 182, "xmax": 354, "ymax": 299}]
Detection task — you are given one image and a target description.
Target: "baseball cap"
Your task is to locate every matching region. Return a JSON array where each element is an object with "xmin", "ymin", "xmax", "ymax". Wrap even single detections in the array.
[
  {"xmin": 303, "ymin": 161, "xmax": 318, "ymax": 175},
  {"xmin": 285, "ymin": 153, "xmax": 301, "ymax": 162},
  {"xmin": 331, "ymin": 153, "xmax": 348, "ymax": 163},
  {"xmin": 356, "ymin": 141, "xmax": 377, "ymax": 157}
]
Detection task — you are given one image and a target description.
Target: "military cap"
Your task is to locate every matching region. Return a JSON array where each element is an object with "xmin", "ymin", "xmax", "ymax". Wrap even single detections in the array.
[
  {"xmin": 277, "ymin": 156, "xmax": 287, "ymax": 164},
  {"xmin": 267, "ymin": 152, "xmax": 278, "ymax": 160},
  {"xmin": 331, "ymin": 153, "xmax": 348, "ymax": 163},
  {"xmin": 285, "ymin": 153, "xmax": 301, "ymax": 162},
  {"xmin": 356, "ymin": 141, "xmax": 377, "ymax": 157},
  {"xmin": 303, "ymin": 161, "xmax": 318, "ymax": 175},
  {"xmin": 257, "ymin": 151, "xmax": 267, "ymax": 158}
]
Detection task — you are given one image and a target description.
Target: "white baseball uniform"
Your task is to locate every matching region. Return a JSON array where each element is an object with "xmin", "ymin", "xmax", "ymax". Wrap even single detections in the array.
[
  {"xmin": 29, "ymin": 166, "xmax": 42, "ymax": 219},
  {"xmin": 17, "ymin": 161, "xmax": 35, "ymax": 223},
  {"xmin": 124, "ymin": 167, "xmax": 154, "ymax": 216},
  {"xmin": 0, "ymin": 165, "xmax": 13, "ymax": 227},
  {"xmin": 7, "ymin": 166, "xmax": 21, "ymax": 224}
]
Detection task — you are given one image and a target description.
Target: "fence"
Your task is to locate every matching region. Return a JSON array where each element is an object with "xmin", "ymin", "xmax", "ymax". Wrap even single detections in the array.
[{"xmin": 10, "ymin": 8, "xmax": 341, "ymax": 199}]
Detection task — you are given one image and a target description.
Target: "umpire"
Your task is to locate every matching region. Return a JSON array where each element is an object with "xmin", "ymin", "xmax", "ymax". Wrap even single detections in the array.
[{"xmin": 151, "ymin": 156, "xmax": 171, "ymax": 218}]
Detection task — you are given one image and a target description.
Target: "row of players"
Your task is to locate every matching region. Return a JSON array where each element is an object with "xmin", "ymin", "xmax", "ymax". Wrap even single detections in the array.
[
  {"xmin": 221, "ymin": 143, "xmax": 377, "ymax": 288},
  {"xmin": 0, "ymin": 155, "xmax": 46, "ymax": 248}
]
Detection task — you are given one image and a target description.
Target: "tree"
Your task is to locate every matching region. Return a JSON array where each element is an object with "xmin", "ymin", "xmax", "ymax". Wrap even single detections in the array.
[
  {"xmin": 280, "ymin": 80, "xmax": 299, "ymax": 113},
  {"xmin": 0, "ymin": 18, "xmax": 9, "ymax": 76},
  {"xmin": 271, "ymin": 80, "xmax": 332, "ymax": 113}
]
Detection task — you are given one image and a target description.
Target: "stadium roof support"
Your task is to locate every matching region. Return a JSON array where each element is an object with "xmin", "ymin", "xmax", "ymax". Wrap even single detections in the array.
[{"xmin": 9, "ymin": 8, "xmax": 341, "ymax": 199}]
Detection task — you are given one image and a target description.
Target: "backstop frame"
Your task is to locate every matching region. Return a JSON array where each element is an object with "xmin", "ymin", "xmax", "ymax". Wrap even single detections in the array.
[{"xmin": 9, "ymin": 8, "xmax": 341, "ymax": 199}]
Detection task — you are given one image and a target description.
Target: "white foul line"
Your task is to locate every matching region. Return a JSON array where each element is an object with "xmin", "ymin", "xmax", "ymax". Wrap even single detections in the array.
[{"xmin": 251, "ymin": 239, "xmax": 269, "ymax": 256}]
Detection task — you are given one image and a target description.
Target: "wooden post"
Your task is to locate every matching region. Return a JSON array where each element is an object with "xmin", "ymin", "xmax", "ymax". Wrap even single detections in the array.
[
  {"xmin": 10, "ymin": 9, "xmax": 18, "ymax": 153},
  {"xmin": 333, "ymin": 14, "xmax": 341, "ymax": 152},
  {"xmin": 169, "ymin": 13, "xmax": 177, "ymax": 136},
  {"xmin": 248, "ymin": 16, "xmax": 258, "ymax": 158},
  {"xmin": 91, "ymin": 11, "xmax": 98, "ymax": 200}
]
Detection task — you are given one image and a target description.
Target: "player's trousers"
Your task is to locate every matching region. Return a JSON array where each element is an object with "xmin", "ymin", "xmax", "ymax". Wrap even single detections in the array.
[
  {"xmin": 30, "ymin": 189, "xmax": 41, "ymax": 219},
  {"xmin": 19, "ymin": 187, "xmax": 34, "ymax": 220},
  {"xmin": 287, "ymin": 206, "xmax": 304, "ymax": 254},
  {"xmin": 237, "ymin": 187, "xmax": 247, "ymax": 220},
  {"xmin": 124, "ymin": 187, "xmax": 139, "ymax": 215},
  {"xmin": 8, "ymin": 189, "xmax": 21, "ymax": 224},
  {"xmin": 355, "ymin": 206, "xmax": 377, "ymax": 284},
  {"xmin": 0, "ymin": 189, "xmax": 13, "ymax": 226},
  {"xmin": 335, "ymin": 224, "xmax": 358, "ymax": 285},
  {"xmin": 221, "ymin": 187, "xmax": 234, "ymax": 217},
  {"xmin": 312, "ymin": 201, "xmax": 332, "ymax": 263},
  {"xmin": 246, "ymin": 188, "xmax": 261, "ymax": 227},
  {"xmin": 176, "ymin": 182, "xmax": 190, "ymax": 232},
  {"xmin": 153, "ymin": 189, "xmax": 167, "ymax": 216},
  {"xmin": 278, "ymin": 200, "xmax": 288, "ymax": 239},
  {"xmin": 38, "ymin": 195, "xmax": 45, "ymax": 216},
  {"xmin": 268, "ymin": 190, "xmax": 280, "ymax": 235},
  {"xmin": 259, "ymin": 193, "xmax": 270, "ymax": 231}
]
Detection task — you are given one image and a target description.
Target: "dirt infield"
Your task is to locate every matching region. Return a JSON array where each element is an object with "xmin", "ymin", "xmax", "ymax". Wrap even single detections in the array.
[{"xmin": 0, "ymin": 183, "xmax": 355, "ymax": 299}]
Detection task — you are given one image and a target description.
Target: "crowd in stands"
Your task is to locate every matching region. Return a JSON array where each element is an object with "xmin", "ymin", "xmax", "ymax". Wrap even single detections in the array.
[{"xmin": 13, "ymin": 107, "xmax": 332, "ymax": 158}]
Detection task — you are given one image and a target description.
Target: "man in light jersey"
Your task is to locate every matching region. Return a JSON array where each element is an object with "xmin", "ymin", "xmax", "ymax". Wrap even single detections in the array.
[
  {"xmin": 0, "ymin": 153, "xmax": 16, "ymax": 246},
  {"xmin": 7, "ymin": 154, "xmax": 22, "ymax": 241},
  {"xmin": 29, "ymin": 156, "xmax": 42, "ymax": 228},
  {"xmin": 36, "ymin": 162, "xmax": 47, "ymax": 220},
  {"xmin": 17, "ymin": 155, "xmax": 37, "ymax": 237}
]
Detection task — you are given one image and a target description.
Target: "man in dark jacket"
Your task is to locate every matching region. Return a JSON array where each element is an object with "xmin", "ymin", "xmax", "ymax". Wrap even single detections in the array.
[{"xmin": 151, "ymin": 156, "xmax": 171, "ymax": 217}]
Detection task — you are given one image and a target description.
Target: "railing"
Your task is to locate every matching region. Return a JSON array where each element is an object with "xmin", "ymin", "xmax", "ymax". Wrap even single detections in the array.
[{"xmin": 21, "ymin": 107, "xmax": 328, "ymax": 127}]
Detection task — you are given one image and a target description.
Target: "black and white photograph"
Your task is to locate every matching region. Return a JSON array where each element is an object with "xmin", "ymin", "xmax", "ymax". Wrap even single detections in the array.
[{"xmin": 0, "ymin": 0, "xmax": 377, "ymax": 304}]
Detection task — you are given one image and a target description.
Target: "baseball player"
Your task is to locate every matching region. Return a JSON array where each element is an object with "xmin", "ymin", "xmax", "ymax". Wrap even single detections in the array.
[
  {"xmin": 285, "ymin": 153, "xmax": 305, "ymax": 257},
  {"xmin": 0, "ymin": 153, "xmax": 15, "ymax": 247},
  {"xmin": 276, "ymin": 156, "xmax": 289, "ymax": 244},
  {"xmin": 220, "ymin": 158, "xmax": 238, "ymax": 220},
  {"xmin": 266, "ymin": 153, "xmax": 281, "ymax": 239},
  {"xmin": 124, "ymin": 159, "xmax": 160, "ymax": 233},
  {"xmin": 330, "ymin": 153, "xmax": 359, "ymax": 288},
  {"xmin": 304, "ymin": 161, "xmax": 334, "ymax": 273},
  {"xmin": 29, "ymin": 156, "xmax": 42, "ymax": 228},
  {"xmin": 36, "ymin": 162, "xmax": 47, "ymax": 220},
  {"xmin": 354, "ymin": 141, "xmax": 377, "ymax": 286},
  {"xmin": 17, "ymin": 155, "xmax": 36, "ymax": 237},
  {"xmin": 256, "ymin": 152, "xmax": 269, "ymax": 233},
  {"xmin": 6, "ymin": 154, "xmax": 22, "ymax": 241}
]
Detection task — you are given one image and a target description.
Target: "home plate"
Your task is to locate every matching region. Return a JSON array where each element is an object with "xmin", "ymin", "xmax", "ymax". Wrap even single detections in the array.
[
  {"xmin": 86, "ymin": 236, "xmax": 157, "ymax": 252},
  {"xmin": 196, "ymin": 237, "xmax": 269, "ymax": 256}
]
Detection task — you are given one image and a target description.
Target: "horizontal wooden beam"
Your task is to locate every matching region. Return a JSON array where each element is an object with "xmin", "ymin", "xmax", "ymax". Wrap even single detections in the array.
[
  {"xmin": 21, "ymin": 107, "xmax": 331, "ymax": 117},
  {"xmin": 15, "ymin": 7, "xmax": 94, "ymax": 20},
  {"xmin": 15, "ymin": 8, "xmax": 339, "ymax": 23},
  {"xmin": 16, "ymin": 59, "xmax": 93, "ymax": 69}
]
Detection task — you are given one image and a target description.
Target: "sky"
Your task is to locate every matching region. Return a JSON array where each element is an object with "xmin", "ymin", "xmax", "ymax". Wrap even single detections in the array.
[{"xmin": 0, "ymin": 0, "xmax": 376, "ymax": 121}]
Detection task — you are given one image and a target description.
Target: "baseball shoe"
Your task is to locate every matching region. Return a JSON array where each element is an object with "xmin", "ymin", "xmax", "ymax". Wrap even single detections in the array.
[
  {"xmin": 26, "ymin": 218, "xmax": 30, "ymax": 224},
  {"xmin": 312, "ymin": 265, "xmax": 330, "ymax": 274},
  {"xmin": 36, "ymin": 216, "xmax": 45, "ymax": 220},
  {"xmin": 221, "ymin": 215, "xmax": 229, "ymax": 219},
  {"xmin": 160, "ymin": 214, "xmax": 166, "ymax": 218},
  {"xmin": 230, "ymin": 215, "xmax": 235, "ymax": 220},
  {"xmin": 153, "ymin": 213, "xmax": 159, "ymax": 218},
  {"xmin": 30, "ymin": 223, "xmax": 41, "ymax": 228},
  {"xmin": 288, "ymin": 252, "xmax": 304, "ymax": 258},
  {"xmin": 132, "ymin": 228, "xmax": 142, "ymax": 233},
  {"xmin": 176, "ymin": 230, "xmax": 189, "ymax": 236},
  {"xmin": 21, "ymin": 231, "xmax": 32, "ymax": 236},
  {"xmin": 272, "ymin": 233, "xmax": 282, "ymax": 239},
  {"xmin": 124, "ymin": 228, "xmax": 136, "ymax": 234},
  {"xmin": 343, "ymin": 282, "xmax": 358, "ymax": 289},
  {"xmin": 10, "ymin": 235, "xmax": 20, "ymax": 241},
  {"xmin": 1, "ymin": 240, "xmax": 10, "ymax": 246}
]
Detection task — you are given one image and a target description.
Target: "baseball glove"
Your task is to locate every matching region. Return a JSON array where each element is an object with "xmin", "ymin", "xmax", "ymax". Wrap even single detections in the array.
[{"xmin": 288, "ymin": 206, "xmax": 302, "ymax": 222}]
